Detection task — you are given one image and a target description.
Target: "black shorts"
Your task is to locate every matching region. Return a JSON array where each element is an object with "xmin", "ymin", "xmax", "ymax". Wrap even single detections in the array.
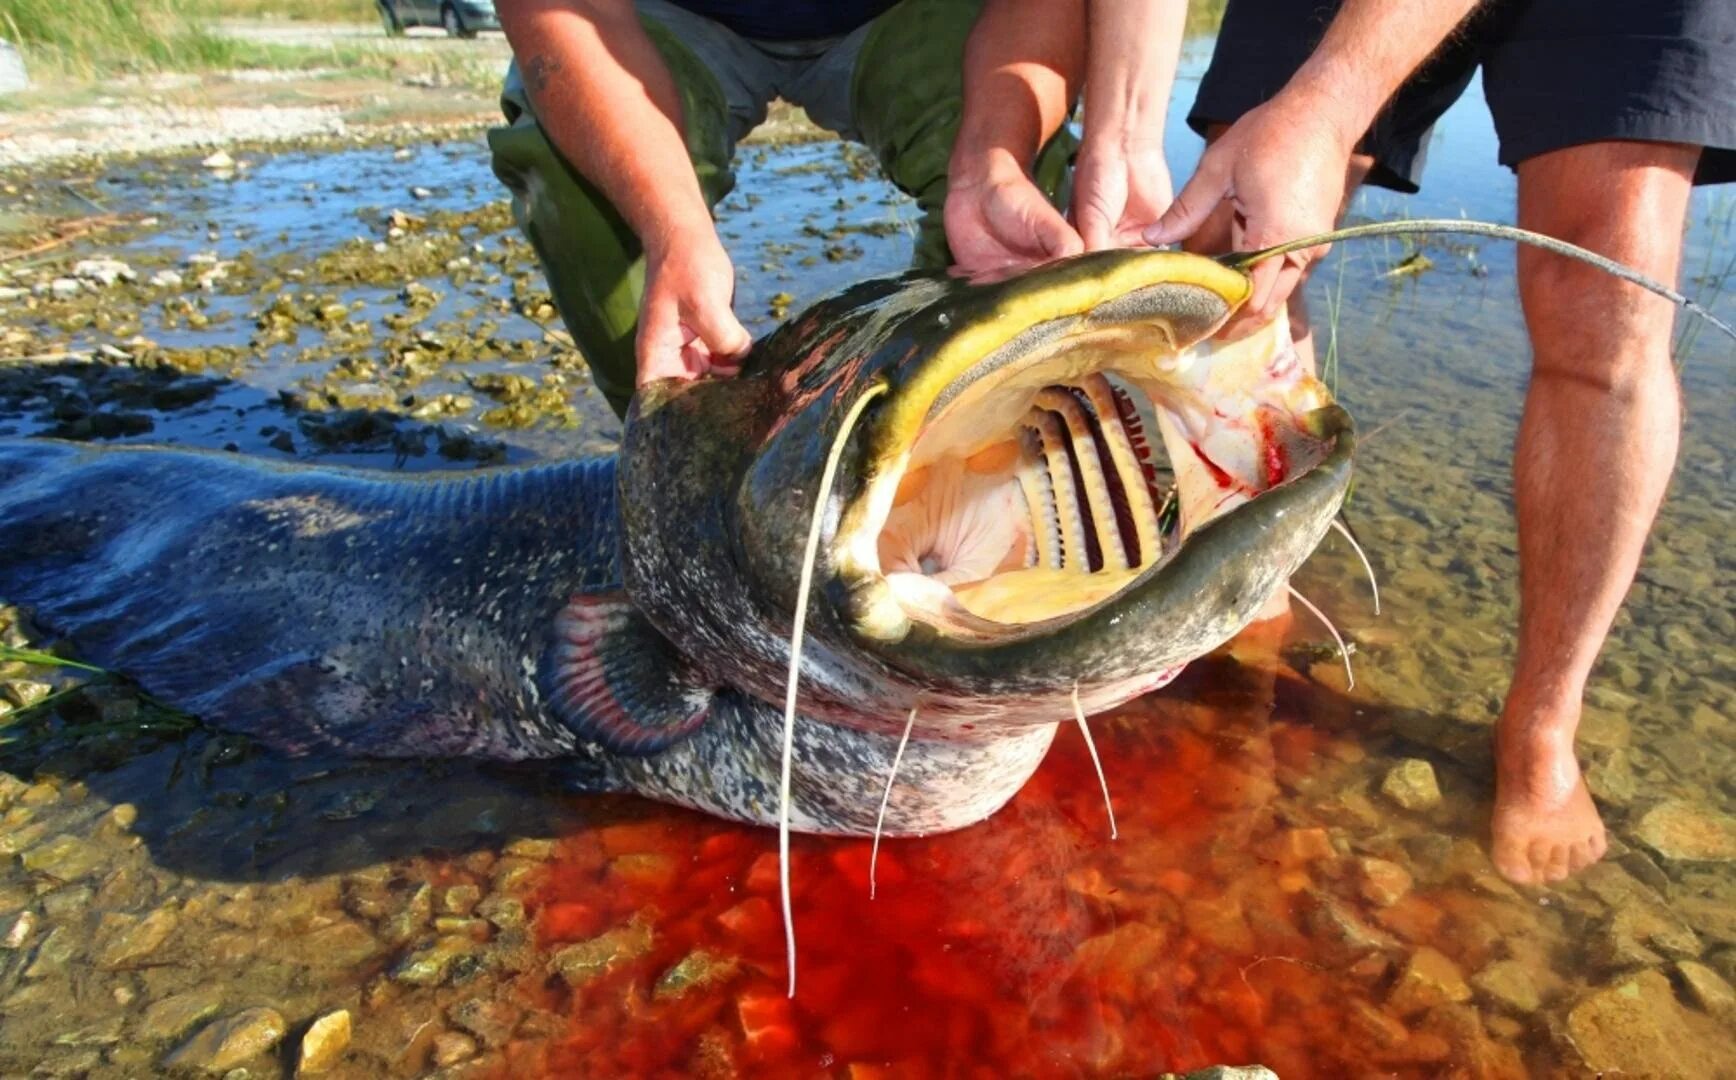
[{"xmin": 1189, "ymin": 0, "xmax": 1736, "ymax": 191}]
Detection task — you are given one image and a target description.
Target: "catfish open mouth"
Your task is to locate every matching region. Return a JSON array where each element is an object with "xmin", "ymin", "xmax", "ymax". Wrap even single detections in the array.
[{"xmin": 832, "ymin": 256, "xmax": 1346, "ymax": 656}]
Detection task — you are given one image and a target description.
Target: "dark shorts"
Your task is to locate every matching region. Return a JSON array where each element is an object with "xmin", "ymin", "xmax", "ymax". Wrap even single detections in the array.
[{"xmin": 1190, "ymin": 0, "xmax": 1736, "ymax": 190}]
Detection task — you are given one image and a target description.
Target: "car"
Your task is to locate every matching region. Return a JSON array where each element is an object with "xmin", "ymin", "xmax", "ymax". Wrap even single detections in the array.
[{"xmin": 377, "ymin": 0, "xmax": 499, "ymax": 38}]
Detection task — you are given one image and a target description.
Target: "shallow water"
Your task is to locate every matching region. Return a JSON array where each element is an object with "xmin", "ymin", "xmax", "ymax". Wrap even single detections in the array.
[{"xmin": 0, "ymin": 39, "xmax": 1733, "ymax": 1080}]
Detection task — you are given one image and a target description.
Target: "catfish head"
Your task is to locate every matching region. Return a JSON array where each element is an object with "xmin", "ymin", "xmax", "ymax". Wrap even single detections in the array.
[{"xmin": 619, "ymin": 249, "xmax": 1353, "ymax": 737}]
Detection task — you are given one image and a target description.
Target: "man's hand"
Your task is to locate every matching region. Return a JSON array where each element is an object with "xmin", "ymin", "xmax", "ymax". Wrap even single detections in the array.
[
  {"xmin": 945, "ymin": 153, "xmax": 1084, "ymax": 275},
  {"xmin": 1072, "ymin": 135, "xmax": 1173, "ymax": 251},
  {"xmin": 1145, "ymin": 95, "xmax": 1356, "ymax": 336},
  {"xmin": 636, "ymin": 230, "xmax": 751, "ymax": 387}
]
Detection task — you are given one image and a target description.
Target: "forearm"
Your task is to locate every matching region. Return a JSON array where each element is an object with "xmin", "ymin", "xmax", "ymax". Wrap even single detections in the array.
[
  {"xmin": 1281, "ymin": 0, "xmax": 1481, "ymax": 147},
  {"xmin": 498, "ymin": 0, "xmax": 712, "ymax": 254},
  {"xmin": 1082, "ymin": 0, "xmax": 1187, "ymax": 150},
  {"xmin": 950, "ymin": 0, "xmax": 1085, "ymax": 185}
]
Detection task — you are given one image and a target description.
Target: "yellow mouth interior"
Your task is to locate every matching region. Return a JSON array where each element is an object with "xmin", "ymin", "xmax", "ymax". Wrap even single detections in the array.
[{"xmin": 870, "ymin": 327, "xmax": 1185, "ymax": 628}]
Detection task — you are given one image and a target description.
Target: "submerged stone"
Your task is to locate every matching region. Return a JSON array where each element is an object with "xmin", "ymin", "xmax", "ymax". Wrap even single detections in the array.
[
  {"xmin": 1632, "ymin": 800, "xmax": 1736, "ymax": 862},
  {"xmin": 1379, "ymin": 759, "xmax": 1442, "ymax": 812},
  {"xmin": 655, "ymin": 949, "xmax": 743, "ymax": 1001},
  {"xmin": 1673, "ymin": 960, "xmax": 1736, "ymax": 1020},
  {"xmin": 1565, "ymin": 970, "xmax": 1736, "ymax": 1075},
  {"xmin": 138, "ymin": 987, "xmax": 226, "ymax": 1041},
  {"xmin": 549, "ymin": 916, "xmax": 654, "ymax": 988},
  {"xmin": 296, "ymin": 1009, "xmax": 351, "ymax": 1075},
  {"xmin": 1470, "ymin": 959, "xmax": 1543, "ymax": 1014},
  {"xmin": 163, "ymin": 1007, "xmax": 286, "ymax": 1073},
  {"xmin": 1387, "ymin": 947, "xmax": 1471, "ymax": 1015}
]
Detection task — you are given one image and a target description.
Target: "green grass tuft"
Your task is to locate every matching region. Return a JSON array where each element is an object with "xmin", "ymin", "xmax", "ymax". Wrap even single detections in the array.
[{"xmin": 0, "ymin": 0, "xmax": 250, "ymax": 78}]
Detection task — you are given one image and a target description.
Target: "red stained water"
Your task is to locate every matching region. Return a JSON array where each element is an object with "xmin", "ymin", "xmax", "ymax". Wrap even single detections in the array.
[{"xmin": 507, "ymin": 628, "xmax": 1529, "ymax": 1079}]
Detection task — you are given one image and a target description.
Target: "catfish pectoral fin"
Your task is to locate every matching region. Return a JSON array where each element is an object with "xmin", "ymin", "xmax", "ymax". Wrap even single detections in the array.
[{"xmin": 541, "ymin": 591, "xmax": 716, "ymax": 755}]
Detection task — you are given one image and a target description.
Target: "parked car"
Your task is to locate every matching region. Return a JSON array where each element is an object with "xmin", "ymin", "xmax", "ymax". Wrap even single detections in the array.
[{"xmin": 378, "ymin": 0, "xmax": 498, "ymax": 37}]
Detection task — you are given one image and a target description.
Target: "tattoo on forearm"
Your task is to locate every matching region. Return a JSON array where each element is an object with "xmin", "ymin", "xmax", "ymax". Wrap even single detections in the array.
[{"xmin": 524, "ymin": 54, "xmax": 562, "ymax": 95}]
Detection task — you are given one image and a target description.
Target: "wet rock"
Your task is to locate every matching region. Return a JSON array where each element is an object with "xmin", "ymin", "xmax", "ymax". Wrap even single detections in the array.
[
  {"xmin": 448, "ymin": 996, "xmax": 520, "ymax": 1047},
  {"xmin": 1379, "ymin": 759, "xmax": 1441, "ymax": 812},
  {"xmin": 1590, "ymin": 904, "xmax": 1701, "ymax": 972},
  {"xmin": 163, "ymin": 1007, "xmax": 286, "ymax": 1073},
  {"xmin": 286, "ymin": 918, "xmax": 373, "ymax": 972},
  {"xmin": 1171, "ymin": 1068, "xmax": 1279, "ymax": 1080},
  {"xmin": 440, "ymin": 883, "xmax": 482, "ymax": 917},
  {"xmin": 379, "ymin": 882, "xmax": 433, "ymax": 944},
  {"xmin": 95, "ymin": 907, "xmax": 179, "ymax": 969},
  {"xmin": 433, "ymin": 1031, "xmax": 478, "ymax": 1067},
  {"xmin": 390, "ymin": 934, "xmax": 476, "ymax": 987},
  {"xmin": 73, "ymin": 257, "xmax": 136, "ymax": 286},
  {"xmin": 655, "ymin": 949, "xmax": 742, "ymax": 1001},
  {"xmin": 476, "ymin": 895, "xmax": 524, "ymax": 930},
  {"xmin": 1675, "ymin": 894, "xmax": 1736, "ymax": 945},
  {"xmin": 24, "ymin": 925, "xmax": 75, "ymax": 977},
  {"xmin": 1632, "ymin": 800, "xmax": 1736, "ymax": 862},
  {"xmin": 201, "ymin": 150, "xmax": 235, "ymax": 170},
  {"xmin": 138, "ymin": 987, "xmax": 226, "ymax": 1041},
  {"xmin": 1357, "ymin": 857, "xmax": 1413, "ymax": 907},
  {"xmin": 1299, "ymin": 891, "xmax": 1397, "ymax": 964},
  {"xmin": 1585, "ymin": 749, "xmax": 1639, "ymax": 807},
  {"xmin": 296, "ymin": 1009, "xmax": 351, "ymax": 1075},
  {"xmin": 149, "ymin": 269, "xmax": 185, "ymax": 289},
  {"xmin": 1564, "ymin": 969, "xmax": 1736, "ymax": 1075},
  {"xmin": 549, "ymin": 916, "xmax": 654, "ymax": 988},
  {"xmin": 2, "ymin": 909, "xmax": 36, "ymax": 948},
  {"xmin": 1470, "ymin": 959, "xmax": 1543, "ymax": 1013},
  {"xmin": 1386, "ymin": 947, "xmax": 1471, "ymax": 1015},
  {"xmin": 1673, "ymin": 960, "xmax": 1736, "ymax": 1020},
  {"xmin": 21, "ymin": 834, "xmax": 106, "ymax": 880},
  {"xmin": 49, "ymin": 277, "xmax": 81, "ymax": 299}
]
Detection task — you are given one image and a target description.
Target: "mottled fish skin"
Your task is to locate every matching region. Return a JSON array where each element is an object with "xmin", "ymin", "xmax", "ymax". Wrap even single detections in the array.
[
  {"xmin": 0, "ymin": 440, "xmax": 615, "ymax": 760},
  {"xmin": 0, "ymin": 439, "xmax": 1050, "ymax": 835}
]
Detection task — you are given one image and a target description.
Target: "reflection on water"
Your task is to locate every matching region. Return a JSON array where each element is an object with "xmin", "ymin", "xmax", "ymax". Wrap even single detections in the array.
[{"xmin": 0, "ymin": 35, "xmax": 1733, "ymax": 1080}]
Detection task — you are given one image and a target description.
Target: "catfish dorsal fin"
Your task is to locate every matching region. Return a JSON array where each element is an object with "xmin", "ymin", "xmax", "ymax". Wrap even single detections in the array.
[{"xmin": 541, "ymin": 591, "xmax": 714, "ymax": 755}]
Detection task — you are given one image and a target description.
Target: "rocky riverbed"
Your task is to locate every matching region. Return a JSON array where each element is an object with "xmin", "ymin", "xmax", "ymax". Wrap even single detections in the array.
[{"xmin": 0, "ymin": 71, "xmax": 1733, "ymax": 1078}]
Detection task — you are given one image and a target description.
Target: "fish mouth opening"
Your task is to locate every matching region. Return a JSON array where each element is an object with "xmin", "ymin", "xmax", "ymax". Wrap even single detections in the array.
[{"xmin": 836, "ymin": 307, "xmax": 1336, "ymax": 645}]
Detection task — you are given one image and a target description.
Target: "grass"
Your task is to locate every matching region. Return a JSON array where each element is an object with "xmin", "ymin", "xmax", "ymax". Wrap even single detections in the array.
[
  {"xmin": 0, "ymin": 0, "xmax": 257, "ymax": 78},
  {"xmin": 0, "ymin": 644, "xmax": 198, "ymax": 757},
  {"xmin": 195, "ymin": 0, "xmax": 376, "ymax": 22}
]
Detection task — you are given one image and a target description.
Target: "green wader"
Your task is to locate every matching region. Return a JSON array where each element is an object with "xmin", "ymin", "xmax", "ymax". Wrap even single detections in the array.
[{"xmin": 488, "ymin": 0, "xmax": 1076, "ymax": 419}]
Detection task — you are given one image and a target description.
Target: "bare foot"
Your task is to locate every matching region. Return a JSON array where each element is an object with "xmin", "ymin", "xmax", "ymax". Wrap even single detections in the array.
[{"xmin": 1491, "ymin": 723, "xmax": 1608, "ymax": 885}]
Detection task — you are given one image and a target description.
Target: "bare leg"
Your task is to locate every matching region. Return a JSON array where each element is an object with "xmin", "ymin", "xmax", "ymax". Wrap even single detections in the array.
[
  {"xmin": 1181, "ymin": 123, "xmax": 1374, "ymax": 375},
  {"xmin": 1492, "ymin": 140, "xmax": 1699, "ymax": 885}
]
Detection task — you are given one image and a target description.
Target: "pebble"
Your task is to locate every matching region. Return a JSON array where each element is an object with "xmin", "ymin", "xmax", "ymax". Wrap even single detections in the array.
[
  {"xmin": 1379, "ymin": 759, "xmax": 1442, "ymax": 812},
  {"xmin": 163, "ymin": 1007, "xmax": 286, "ymax": 1073},
  {"xmin": 0, "ymin": 285, "xmax": 27, "ymax": 302},
  {"xmin": 48, "ymin": 277, "xmax": 82, "ymax": 298},
  {"xmin": 72, "ymin": 257, "xmax": 136, "ymax": 286},
  {"xmin": 2, "ymin": 909, "xmax": 36, "ymax": 948},
  {"xmin": 149, "ymin": 269, "xmax": 185, "ymax": 289},
  {"xmin": 296, "ymin": 1009, "xmax": 351, "ymax": 1075},
  {"xmin": 1356, "ymin": 857, "xmax": 1413, "ymax": 907},
  {"xmin": 1673, "ymin": 960, "xmax": 1736, "ymax": 1020},
  {"xmin": 94, "ymin": 908, "xmax": 180, "ymax": 969},
  {"xmin": 389, "ymin": 935, "xmax": 475, "ymax": 987},
  {"xmin": 1565, "ymin": 970, "xmax": 1736, "ymax": 1075},
  {"xmin": 1386, "ymin": 947, "xmax": 1471, "ymax": 1015},
  {"xmin": 139, "ymin": 988, "xmax": 225, "ymax": 1041},
  {"xmin": 1470, "ymin": 959, "xmax": 1543, "ymax": 1013},
  {"xmin": 549, "ymin": 917, "xmax": 655, "ymax": 988},
  {"xmin": 1631, "ymin": 800, "xmax": 1736, "ymax": 862},
  {"xmin": 448, "ymin": 996, "xmax": 520, "ymax": 1047},
  {"xmin": 21, "ymin": 834, "xmax": 106, "ymax": 880},
  {"xmin": 432, "ymin": 1030, "xmax": 478, "ymax": 1066},
  {"xmin": 201, "ymin": 150, "xmax": 236, "ymax": 170}
]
